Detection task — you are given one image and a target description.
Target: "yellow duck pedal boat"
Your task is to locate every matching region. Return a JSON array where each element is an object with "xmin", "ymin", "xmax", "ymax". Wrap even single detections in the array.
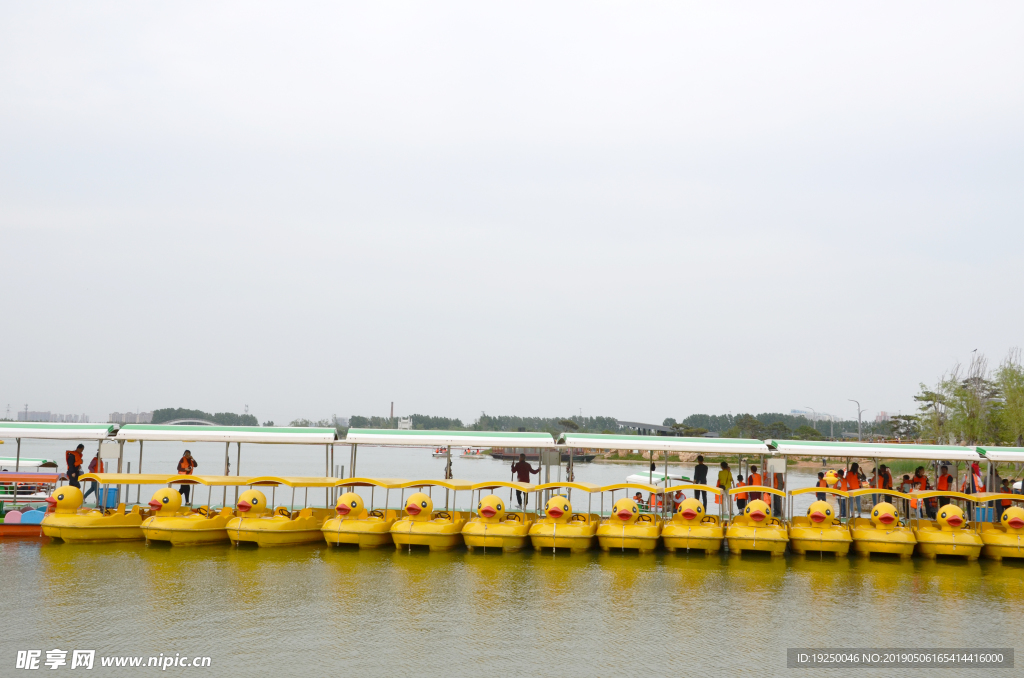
[
  {"xmin": 390, "ymin": 492, "xmax": 468, "ymax": 551},
  {"xmin": 463, "ymin": 494, "xmax": 534, "ymax": 552},
  {"xmin": 726, "ymin": 499, "xmax": 788, "ymax": 556},
  {"xmin": 912, "ymin": 504, "xmax": 982, "ymax": 560},
  {"xmin": 322, "ymin": 492, "xmax": 398, "ymax": 548},
  {"xmin": 41, "ymin": 486, "xmax": 146, "ymax": 543},
  {"xmin": 662, "ymin": 497, "xmax": 724, "ymax": 555},
  {"xmin": 788, "ymin": 500, "xmax": 852, "ymax": 556},
  {"xmin": 141, "ymin": 488, "xmax": 234, "ymax": 545},
  {"xmin": 226, "ymin": 490, "xmax": 333, "ymax": 546},
  {"xmin": 528, "ymin": 496, "xmax": 598, "ymax": 552},
  {"xmin": 849, "ymin": 495, "xmax": 916, "ymax": 558},
  {"xmin": 596, "ymin": 498, "xmax": 661, "ymax": 553},
  {"xmin": 980, "ymin": 506, "xmax": 1024, "ymax": 561}
]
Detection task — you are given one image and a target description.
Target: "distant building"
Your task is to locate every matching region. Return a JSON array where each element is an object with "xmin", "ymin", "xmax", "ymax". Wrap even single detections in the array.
[
  {"xmin": 18, "ymin": 411, "xmax": 90, "ymax": 423},
  {"xmin": 874, "ymin": 411, "xmax": 891, "ymax": 423},
  {"xmin": 397, "ymin": 417, "xmax": 413, "ymax": 430},
  {"xmin": 108, "ymin": 412, "xmax": 154, "ymax": 424}
]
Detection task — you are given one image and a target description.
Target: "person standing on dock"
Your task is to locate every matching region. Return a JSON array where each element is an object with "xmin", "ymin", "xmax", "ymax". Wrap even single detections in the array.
[
  {"xmin": 693, "ymin": 456, "xmax": 709, "ymax": 509},
  {"xmin": 834, "ymin": 469, "xmax": 847, "ymax": 518},
  {"xmin": 815, "ymin": 472, "xmax": 828, "ymax": 501},
  {"xmin": 65, "ymin": 444, "xmax": 85, "ymax": 489},
  {"xmin": 735, "ymin": 475, "xmax": 748, "ymax": 512},
  {"xmin": 717, "ymin": 462, "xmax": 733, "ymax": 514},
  {"xmin": 83, "ymin": 452, "xmax": 100, "ymax": 504},
  {"xmin": 176, "ymin": 450, "xmax": 198, "ymax": 503},
  {"xmin": 747, "ymin": 466, "xmax": 762, "ymax": 502},
  {"xmin": 511, "ymin": 454, "xmax": 539, "ymax": 508},
  {"xmin": 846, "ymin": 463, "xmax": 862, "ymax": 516}
]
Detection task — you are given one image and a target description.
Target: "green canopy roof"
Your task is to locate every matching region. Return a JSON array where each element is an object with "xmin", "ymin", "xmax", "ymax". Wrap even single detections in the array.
[{"xmin": 0, "ymin": 422, "xmax": 116, "ymax": 441}]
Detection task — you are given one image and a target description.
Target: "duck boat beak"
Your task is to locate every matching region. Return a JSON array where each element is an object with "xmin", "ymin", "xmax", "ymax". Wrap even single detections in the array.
[
  {"xmin": 681, "ymin": 508, "xmax": 696, "ymax": 520},
  {"xmin": 480, "ymin": 506, "xmax": 496, "ymax": 518},
  {"xmin": 237, "ymin": 501, "xmax": 251, "ymax": 512}
]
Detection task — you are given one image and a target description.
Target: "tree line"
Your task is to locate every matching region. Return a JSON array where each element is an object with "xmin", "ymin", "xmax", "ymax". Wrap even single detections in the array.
[{"xmin": 152, "ymin": 408, "xmax": 258, "ymax": 426}]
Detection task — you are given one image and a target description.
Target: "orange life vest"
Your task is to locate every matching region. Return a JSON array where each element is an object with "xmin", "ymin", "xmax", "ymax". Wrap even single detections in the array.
[
  {"xmin": 749, "ymin": 473, "xmax": 762, "ymax": 487},
  {"xmin": 817, "ymin": 479, "xmax": 828, "ymax": 488},
  {"xmin": 736, "ymin": 481, "xmax": 748, "ymax": 500},
  {"xmin": 177, "ymin": 456, "xmax": 197, "ymax": 475},
  {"xmin": 846, "ymin": 473, "xmax": 861, "ymax": 490},
  {"xmin": 66, "ymin": 449, "xmax": 83, "ymax": 469},
  {"xmin": 912, "ymin": 475, "xmax": 927, "ymax": 491},
  {"xmin": 936, "ymin": 473, "xmax": 952, "ymax": 491}
]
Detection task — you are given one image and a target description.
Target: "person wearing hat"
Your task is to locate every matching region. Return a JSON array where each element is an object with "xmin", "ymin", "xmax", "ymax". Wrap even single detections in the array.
[{"xmin": 176, "ymin": 450, "xmax": 198, "ymax": 503}]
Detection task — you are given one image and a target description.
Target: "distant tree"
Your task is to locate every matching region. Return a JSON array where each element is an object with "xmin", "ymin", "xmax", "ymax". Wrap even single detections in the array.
[
  {"xmin": 792, "ymin": 425, "xmax": 823, "ymax": 441},
  {"xmin": 996, "ymin": 348, "xmax": 1024, "ymax": 446},
  {"xmin": 152, "ymin": 408, "xmax": 256, "ymax": 426},
  {"xmin": 889, "ymin": 415, "xmax": 921, "ymax": 440},
  {"xmin": 764, "ymin": 421, "xmax": 791, "ymax": 440},
  {"xmin": 663, "ymin": 418, "xmax": 677, "ymax": 427},
  {"xmin": 671, "ymin": 423, "xmax": 708, "ymax": 437},
  {"xmin": 558, "ymin": 419, "xmax": 580, "ymax": 431},
  {"xmin": 262, "ymin": 420, "xmax": 274, "ymax": 427}
]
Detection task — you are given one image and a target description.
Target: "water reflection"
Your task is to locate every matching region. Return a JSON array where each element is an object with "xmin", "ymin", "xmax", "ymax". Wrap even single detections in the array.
[{"xmin": 5, "ymin": 539, "xmax": 1024, "ymax": 675}]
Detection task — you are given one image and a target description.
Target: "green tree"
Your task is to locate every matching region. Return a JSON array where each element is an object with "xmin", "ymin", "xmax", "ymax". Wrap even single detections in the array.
[
  {"xmin": 792, "ymin": 425, "xmax": 823, "ymax": 440},
  {"xmin": 941, "ymin": 354, "xmax": 1002, "ymax": 444},
  {"xmin": 558, "ymin": 418, "xmax": 580, "ymax": 431},
  {"xmin": 889, "ymin": 415, "xmax": 921, "ymax": 440},
  {"xmin": 996, "ymin": 348, "xmax": 1024, "ymax": 446}
]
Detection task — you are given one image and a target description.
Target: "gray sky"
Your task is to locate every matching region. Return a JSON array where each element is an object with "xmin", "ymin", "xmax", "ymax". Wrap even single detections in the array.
[{"xmin": 2, "ymin": 2, "xmax": 1022, "ymax": 428}]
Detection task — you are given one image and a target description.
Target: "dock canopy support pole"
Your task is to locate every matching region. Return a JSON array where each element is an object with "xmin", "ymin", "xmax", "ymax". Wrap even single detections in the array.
[
  {"xmin": 15, "ymin": 437, "xmax": 20, "ymax": 472},
  {"xmin": 223, "ymin": 442, "xmax": 230, "ymax": 507},
  {"xmin": 235, "ymin": 443, "xmax": 242, "ymax": 505},
  {"xmin": 136, "ymin": 440, "xmax": 144, "ymax": 504},
  {"xmin": 349, "ymin": 444, "xmax": 358, "ymax": 478}
]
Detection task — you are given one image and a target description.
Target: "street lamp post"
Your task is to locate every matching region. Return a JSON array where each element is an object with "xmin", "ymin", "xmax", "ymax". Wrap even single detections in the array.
[
  {"xmin": 848, "ymin": 399, "xmax": 866, "ymax": 441},
  {"xmin": 805, "ymin": 406, "xmax": 818, "ymax": 434}
]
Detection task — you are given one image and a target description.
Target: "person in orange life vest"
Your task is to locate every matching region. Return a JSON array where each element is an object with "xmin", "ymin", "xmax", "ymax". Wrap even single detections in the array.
[
  {"xmin": 82, "ymin": 453, "xmax": 101, "ymax": 503},
  {"xmin": 962, "ymin": 462, "xmax": 985, "ymax": 521},
  {"xmin": 176, "ymin": 450, "xmax": 198, "ymax": 503},
  {"xmin": 834, "ymin": 469, "xmax": 848, "ymax": 518},
  {"xmin": 747, "ymin": 466, "xmax": 762, "ymax": 502},
  {"xmin": 66, "ymin": 444, "xmax": 85, "ymax": 488},
  {"xmin": 735, "ymin": 475, "xmax": 748, "ymax": 512},
  {"xmin": 847, "ymin": 463, "xmax": 863, "ymax": 516},
  {"xmin": 672, "ymin": 489, "xmax": 684, "ymax": 512},
  {"xmin": 1000, "ymin": 480, "xmax": 1013, "ymax": 518},
  {"xmin": 907, "ymin": 467, "xmax": 928, "ymax": 518},
  {"xmin": 815, "ymin": 472, "xmax": 828, "ymax": 501},
  {"xmin": 935, "ymin": 465, "xmax": 954, "ymax": 508},
  {"xmin": 634, "ymin": 491, "xmax": 645, "ymax": 508},
  {"xmin": 868, "ymin": 467, "xmax": 880, "ymax": 505}
]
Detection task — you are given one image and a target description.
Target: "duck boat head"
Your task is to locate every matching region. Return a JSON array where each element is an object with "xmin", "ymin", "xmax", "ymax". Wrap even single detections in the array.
[
  {"xmin": 870, "ymin": 502, "xmax": 899, "ymax": 528},
  {"xmin": 148, "ymin": 488, "xmax": 183, "ymax": 516},
  {"xmin": 45, "ymin": 486, "xmax": 83, "ymax": 515},
  {"xmin": 610, "ymin": 498, "xmax": 640, "ymax": 525},
  {"xmin": 806, "ymin": 500, "xmax": 835, "ymax": 525},
  {"xmin": 743, "ymin": 499, "xmax": 772, "ymax": 524},
  {"xmin": 544, "ymin": 496, "xmax": 572, "ymax": 524},
  {"xmin": 236, "ymin": 489, "xmax": 269, "ymax": 516},
  {"xmin": 675, "ymin": 497, "xmax": 706, "ymax": 525},
  {"xmin": 937, "ymin": 505, "xmax": 965, "ymax": 531},
  {"xmin": 476, "ymin": 494, "xmax": 506, "ymax": 524},
  {"xmin": 404, "ymin": 492, "xmax": 433, "ymax": 522},
  {"xmin": 336, "ymin": 492, "xmax": 366, "ymax": 519},
  {"xmin": 1000, "ymin": 506, "xmax": 1024, "ymax": 533}
]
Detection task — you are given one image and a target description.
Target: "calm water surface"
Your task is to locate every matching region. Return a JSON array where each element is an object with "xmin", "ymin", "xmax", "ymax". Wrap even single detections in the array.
[{"xmin": 2, "ymin": 538, "xmax": 1021, "ymax": 677}]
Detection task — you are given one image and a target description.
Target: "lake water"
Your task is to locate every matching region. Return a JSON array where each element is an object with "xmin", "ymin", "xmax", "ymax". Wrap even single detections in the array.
[{"xmin": 4, "ymin": 439, "xmax": 1020, "ymax": 675}]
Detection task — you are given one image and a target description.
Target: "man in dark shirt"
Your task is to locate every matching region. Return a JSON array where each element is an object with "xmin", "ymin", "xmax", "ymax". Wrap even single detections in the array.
[
  {"xmin": 692, "ymin": 455, "xmax": 708, "ymax": 509},
  {"xmin": 511, "ymin": 454, "xmax": 540, "ymax": 508},
  {"xmin": 66, "ymin": 444, "xmax": 85, "ymax": 488}
]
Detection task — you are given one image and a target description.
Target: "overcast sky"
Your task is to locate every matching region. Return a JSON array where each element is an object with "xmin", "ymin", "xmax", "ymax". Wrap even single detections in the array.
[{"xmin": 2, "ymin": 2, "xmax": 1022, "ymax": 428}]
